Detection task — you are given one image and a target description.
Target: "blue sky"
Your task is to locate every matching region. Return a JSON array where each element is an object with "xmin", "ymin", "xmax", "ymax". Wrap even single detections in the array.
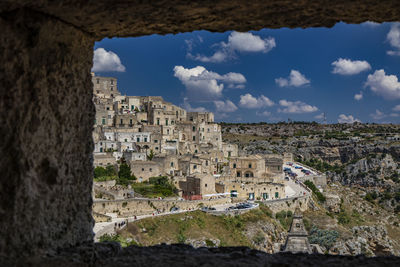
[{"xmin": 93, "ymin": 22, "xmax": 400, "ymax": 123}]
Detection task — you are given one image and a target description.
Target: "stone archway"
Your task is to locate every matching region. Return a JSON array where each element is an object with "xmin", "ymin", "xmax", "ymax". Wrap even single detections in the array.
[{"xmin": 1, "ymin": 0, "xmax": 400, "ymax": 263}]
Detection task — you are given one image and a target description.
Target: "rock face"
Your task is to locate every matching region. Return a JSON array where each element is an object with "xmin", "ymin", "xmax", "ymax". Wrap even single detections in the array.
[
  {"xmin": 330, "ymin": 226, "xmax": 396, "ymax": 256},
  {"xmin": 2, "ymin": 1, "xmax": 400, "ymax": 39},
  {"xmin": 0, "ymin": 9, "xmax": 95, "ymax": 258}
]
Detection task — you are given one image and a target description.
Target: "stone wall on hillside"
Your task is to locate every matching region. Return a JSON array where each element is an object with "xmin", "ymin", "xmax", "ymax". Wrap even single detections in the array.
[{"xmin": 93, "ymin": 198, "xmax": 231, "ymax": 217}]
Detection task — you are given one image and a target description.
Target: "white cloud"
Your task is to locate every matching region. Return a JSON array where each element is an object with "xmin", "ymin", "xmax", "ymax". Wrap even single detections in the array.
[
  {"xmin": 189, "ymin": 51, "xmax": 229, "ymax": 63},
  {"xmin": 364, "ymin": 69, "xmax": 400, "ymax": 100},
  {"xmin": 362, "ymin": 21, "xmax": 381, "ymax": 27},
  {"xmin": 314, "ymin": 113, "xmax": 324, "ymax": 119},
  {"xmin": 256, "ymin": 111, "xmax": 271, "ymax": 117},
  {"xmin": 278, "ymin": 100, "xmax": 318, "ymax": 114},
  {"xmin": 331, "ymin": 58, "xmax": 371, "ymax": 75},
  {"xmin": 239, "ymin": 94, "xmax": 275, "ymax": 109},
  {"xmin": 214, "ymin": 100, "xmax": 238, "ymax": 113},
  {"xmin": 393, "ymin": 104, "xmax": 400, "ymax": 111},
  {"xmin": 275, "ymin": 70, "xmax": 310, "ymax": 87},
  {"xmin": 173, "ymin": 66, "xmax": 246, "ymax": 101},
  {"xmin": 354, "ymin": 92, "xmax": 363, "ymax": 101},
  {"xmin": 227, "ymin": 31, "xmax": 276, "ymax": 53},
  {"xmin": 92, "ymin": 48, "xmax": 126, "ymax": 72},
  {"xmin": 182, "ymin": 97, "xmax": 207, "ymax": 112},
  {"xmin": 370, "ymin": 109, "xmax": 388, "ymax": 120},
  {"xmin": 387, "ymin": 23, "xmax": 400, "ymax": 56},
  {"xmin": 188, "ymin": 31, "xmax": 275, "ymax": 63},
  {"xmin": 337, "ymin": 114, "xmax": 361, "ymax": 124}
]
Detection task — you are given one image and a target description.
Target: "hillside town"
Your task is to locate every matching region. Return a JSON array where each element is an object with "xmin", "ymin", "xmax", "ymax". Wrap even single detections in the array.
[
  {"xmin": 91, "ymin": 74, "xmax": 400, "ymax": 256},
  {"xmin": 91, "ymin": 73, "xmax": 304, "ymax": 202}
]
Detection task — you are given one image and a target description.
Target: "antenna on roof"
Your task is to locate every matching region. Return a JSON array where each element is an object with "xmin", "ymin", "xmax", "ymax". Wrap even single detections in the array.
[{"xmin": 323, "ymin": 112, "xmax": 327, "ymax": 124}]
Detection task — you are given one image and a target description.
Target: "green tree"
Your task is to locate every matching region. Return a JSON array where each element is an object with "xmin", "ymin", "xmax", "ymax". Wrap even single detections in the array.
[
  {"xmin": 105, "ymin": 165, "xmax": 117, "ymax": 176},
  {"xmin": 118, "ymin": 162, "xmax": 135, "ymax": 185},
  {"xmin": 147, "ymin": 149, "xmax": 154, "ymax": 161},
  {"xmin": 94, "ymin": 166, "xmax": 107, "ymax": 178}
]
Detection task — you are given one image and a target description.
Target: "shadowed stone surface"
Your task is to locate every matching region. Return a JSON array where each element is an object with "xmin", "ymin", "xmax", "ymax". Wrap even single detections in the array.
[
  {"xmin": 0, "ymin": 9, "xmax": 95, "ymax": 258},
  {"xmin": 1, "ymin": 1, "xmax": 400, "ymax": 39},
  {"xmin": 1, "ymin": 0, "xmax": 400, "ymax": 265}
]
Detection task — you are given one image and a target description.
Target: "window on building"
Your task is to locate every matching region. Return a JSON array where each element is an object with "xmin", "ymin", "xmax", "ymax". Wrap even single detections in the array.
[
  {"xmin": 102, "ymin": 118, "xmax": 106, "ymax": 125},
  {"xmin": 193, "ymin": 165, "xmax": 197, "ymax": 169},
  {"xmin": 228, "ymin": 151, "xmax": 231, "ymax": 157},
  {"xmin": 110, "ymin": 87, "xmax": 113, "ymax": 91},
  {"xmin": 96, "ymin": 79, "xmax": 99, "ymax": 84},
  {"xmin": 275, "ymin": 192, "xmax": 279, "ymax": 198},
  {"xmin": 144, "ymin": 137, "xmax": 147, "ymax": 142},
  {"xmin": 120, "ymin": 119, "xmax": 123, "ymax": 125},
  {"xmin": 237, "ymin": 171, "xmax": 241, "ymax": 177},
  {"xmin": 130, "ymin": 119, "xmax": 133, "ymax": 125},
  {"xmin": 207, "ymin": 128, "xmax": 210, "ymax": 132},
  {"xmin": 96, "ymin": 90, "xmax": 100, "ymax": 93},
  {"xmin": 131, "ymin": 105, "xmax": 134, "ymax": 110},
  {"xmin": 205, "ymin": 183, "xmax": 207, "ymax": 187},
  {"xmin": 170, "ymin": 162, "xmax": 174, "ymax": 167},
  {"xmin": 137, "ymin": 137, "xmax": 140, "ymax": 142},
  {"xmin": 149, "ymin": 168, "xmax": 152, "ymax": 172},
  {"xmin": 142, "ymin": 168, "xmax": 144, "ymax": 171},
  {"xmin": 111, "ymin": 94, "xmax": 113, "ymax": 97},
  {"xmin": 192, "ymin": 126, "xmax": 195, "ymax": 131},
  {"xmin": 167, "ymin": 129, "xmax": 170, "ymax": 134},
  {"xmin": 110, "ymin": 79, "xmax": 113, "ymax": 85},
  {"xmin": 190, "ymin": 117, "xmax": 193, "ymax": 121},
  {"xmin": 157, "ymin": 118, "xmax": 160, "ymax": 125},
  {"xmin": 192, "ymin": 136, "xmax": 195, "ymax": 141},
  {"xmin": 124, "ymin": 139, "xmax": 127, "ymax": 142},
  {"xmin": 156, "ymin": 147, "xmax": 159, "ymax": 150},
  {"xmin": 154, "ymin": 140, "xmax": 158, "ymax": 143},
  {"xmin": 206, "ymin": 161, "xmax": 208, "ymax": 166},
  {"xmin": 248, "ymin": 164, "xmax": 252, "ymax": 168},
  {"xmin": 233, "ymin": 163, "xmax": 236, "ymax": 168}
]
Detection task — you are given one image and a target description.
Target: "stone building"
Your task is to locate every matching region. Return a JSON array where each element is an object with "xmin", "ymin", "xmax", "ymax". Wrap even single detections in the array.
[
  {"xmin": 92, "ymin": 73, "xmax": 121, "ymax": 99},
  {"xmin": 130, "ymin": 161, "xmax": 161, "ymax": 182},
  {"xmin": 179, "ymin": 173, "xmax": 216, "ymax": 200}
]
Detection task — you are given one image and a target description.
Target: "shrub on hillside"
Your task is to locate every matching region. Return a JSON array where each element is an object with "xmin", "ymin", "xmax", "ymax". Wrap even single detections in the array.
[
  {"xmin": 308, "ymin": 226, "xmax": 339, "ymax": 250},
  {"xmin": 304, "ymin": 180, "xmax": 326, "ymax": 202}
]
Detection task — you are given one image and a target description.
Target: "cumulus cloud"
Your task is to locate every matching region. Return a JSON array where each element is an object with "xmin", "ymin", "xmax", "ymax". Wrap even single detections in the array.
[
  {"xmin": 256, "ymin": 111, "xmax": 271, "ymax": 117},
  {"xmin": 354, "ymin": 92, "xmax": 363, "ymax": 101},
  {"xmin": 314, "ymin": 113, "xmax": 325, "ymax": 119},
  {"xmin": 275, "ymin": 70, "xmax": 310, "ymax": 87},
  {"xmin": 370, "ymin": 109, "xmax": 386, "ymax": 120},
  {"xmin": 182, "ymin": 97, "xmax": 207, "ymax": 112},
  {"xmin": 331, "ymin": 58, "xmax": 371, "ymax": 75},
  {"xmin": 393, "ymin": 104, "xmax": 400, "ymax": 111},
  {"xmin": 239, "ymin": 94, "xmax": 275, "ymax": 109},
  {"xmin": 337, "ymin": 114, "xmax": 361, "ymax": 124},
  {"xmin": 387, "ymin": 23, "xmax": 400, "ymax": 56},
  {"xmin": 214, "ymin": 100, "xmax": 238, "ymax": 113},
  {"xmin": 188, "ymin": 31, "xmax": 275, "ymax": 63},
  {"xmin": 92, "ymin": 48, "xmax": 126, "ymax": 72},
  {"xmin": 173, "ymin": 66, "xmax": 246, "ymax": 101},
  {"xmin": 278, "ymin": 100, "xmax": 318, "ymax": 114},
  {"xmin": 364, "ymin": 69, "xmax": 400, "ymax": 100}
]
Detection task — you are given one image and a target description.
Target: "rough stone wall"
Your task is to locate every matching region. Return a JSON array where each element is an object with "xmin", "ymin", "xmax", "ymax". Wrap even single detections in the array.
[
  {"xmin": 265, "ymin": 196, "xmax": 310, "ymax": 213},
  {"xmin": 93, "ymin": 197, "xmax": 230, "ymax": 217},
  {"xmin": 2, "ymin": 1, "xmax": 400, "ymax": 39},
  {"xmin": 0, "ymin": 9, "xmax": 95, "ymax": 258}
]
